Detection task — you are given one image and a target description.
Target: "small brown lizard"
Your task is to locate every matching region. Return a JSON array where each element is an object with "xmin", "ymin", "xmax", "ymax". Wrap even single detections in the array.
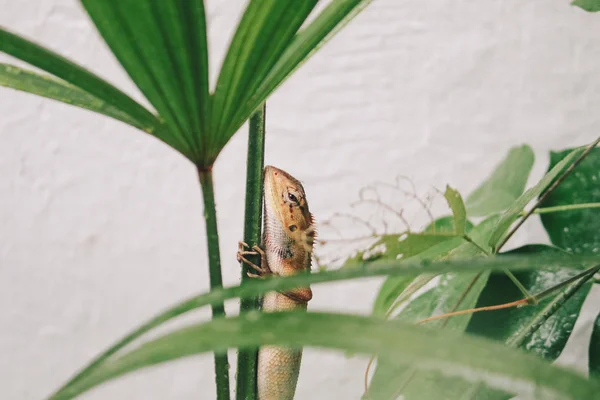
[{"xmin": 237, "ymin": 165, "xmax": 315, "ymax": 400}]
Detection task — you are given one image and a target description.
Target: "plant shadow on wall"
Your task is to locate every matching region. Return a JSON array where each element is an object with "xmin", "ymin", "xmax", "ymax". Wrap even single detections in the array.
[{"xmin": 2, "ymin": 1, "xmax": 600, "ymax": 400}]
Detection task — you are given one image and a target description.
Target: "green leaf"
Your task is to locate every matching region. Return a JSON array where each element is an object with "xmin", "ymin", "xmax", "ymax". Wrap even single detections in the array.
[
  {"xmin": 2, "ymin": 2, "xmax": 371, "ymax": 166},
  {"xmin": 463, "ymin": 244, "xmax": 593, "ymax": 400},
  {"xmin": 53, "ymin": 312, "xmax": 599, "ymax": 400},
  {"xmin": 572, "ymin": 0, "xmax": 600, "ymax": 12},
  {"xmin": 0, "ymin": 27, "xmax": 163, "ymax": 138},
  {"xmin": 0, "ymin": 63, "xmax": 147, "ymax": 132},
  {"xmin": 81, "ymin": 0, "xmax": 211, "ymax": 164},
  {"xmin": 368, "ymin": 216, "xmax": 499, "ymax": 399},
  {"xmin": 371, "ymin": 236, "xmax": 465, "ymax": 317},
  {"xmin": 444, "ymin": 185, "xmax": 467, "ymax": 235},
  {"xmin": 488, "ymin": 147, "xmax": 585, "ymax": 250},
  {"xmin": 211, "ymin": 0, "xmax": 318, "ymax": 145},
  {"xmin": 423, "ymin": 215, "xmax": 471, "ymax": 234},
  {"xmin": 590, "ymin": 312, "xmax": 600, "ymax": 379},
  {"xmin": 51, "ymin": 252, "xmax": 600, "ymax": 398},
  {"xmin": 540, "ymin": 148, "xmax": 600, "ymax": 255},
  {"xmin": 368, "ymin": 216, "xmax": 473, "ymax": 316},
  {"xmin": 224, "ymin": 0, "xmax": 372, "ymax": 141},
  {"xmin": 466, "ymin": 145, "xmax": 535, "ymax": 217},
  {"xmin": 470, "ymin": 245, "xmax": 590, "ymax": 358},
  {"xmin": 537, "ymin": 148, "xmax": 600, "ymax": 384}
]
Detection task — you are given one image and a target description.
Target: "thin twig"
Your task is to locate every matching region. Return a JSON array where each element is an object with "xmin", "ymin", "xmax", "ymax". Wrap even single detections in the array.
[
  {"xmin": 330, "ymin": 212, "xmax": 379, "ymax": 235},
  {"xmin": 417, "ymin": 298, "xmax": 528, "ymax": 325},
  {"xmin": 352, "ymin": 198, "xmax": 411, "ymax": 232},
  {"xmin": 462, "ymin": 235, "xmax": 490, "ymax": 255}
]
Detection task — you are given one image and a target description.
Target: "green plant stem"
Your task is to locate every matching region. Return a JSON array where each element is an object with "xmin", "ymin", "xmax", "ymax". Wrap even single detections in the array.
[
  {"xmin": 236, "ymin": 104, "xmax": 266, "ymax": 400},
  {"xmin": 503, "ymin": 269, "xmax": 535, "ymax": 302},
  {"xmin": 462, "ymin": 234, "xmax": 489, "ymax": 255},
  {"xmin": 520, "ymin": 202, "xmax": 600, "ymax": 215},
  {"xmin": 198, "ymin": 167, "xmax": 231, "ymax": 400}
]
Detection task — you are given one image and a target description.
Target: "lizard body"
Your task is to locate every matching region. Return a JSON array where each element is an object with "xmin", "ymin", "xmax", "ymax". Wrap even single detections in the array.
[{"xmin": 238, "ymin": 165, "xmax": 314, "ymax": 400}]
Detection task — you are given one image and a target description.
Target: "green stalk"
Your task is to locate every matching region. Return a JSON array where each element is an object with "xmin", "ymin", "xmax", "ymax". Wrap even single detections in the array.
[
  {"xmin": 236, "ymin": 104, "xmax": 266, "ymax": 400},
  {"xmin": 522, "ymin": 202, "xmax": 600, "ymax": 215},
  {"xmin": 198, "ymin": 167, "xmax": 231, "ymax": 400}
]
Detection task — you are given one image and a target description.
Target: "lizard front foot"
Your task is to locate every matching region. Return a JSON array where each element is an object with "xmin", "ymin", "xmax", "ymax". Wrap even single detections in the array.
[{"xmin": 237, "ymin": 241, "xmax": 270, "ymax": 277}]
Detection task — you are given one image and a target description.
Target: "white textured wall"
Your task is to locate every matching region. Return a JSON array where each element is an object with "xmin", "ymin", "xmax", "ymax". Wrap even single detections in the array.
[{"xmin": 1, "ymin": 1, "xmax": 600, "ymax": 399}]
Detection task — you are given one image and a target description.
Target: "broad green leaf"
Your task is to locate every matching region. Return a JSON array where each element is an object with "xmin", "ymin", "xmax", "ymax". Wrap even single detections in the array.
[
  {"xmin": 211, "ymin": 0, "xmax": 317, "ymax": 145},
  {"xmin": 0, "ymin": 63, "xmax": 147, "ymax": 132},
  {"xmin": 372, "ymin": 274, "xmax": 420, "ymax": 317},
  {"xmin": 51, "ymin": 252, "xmax": 600, "ymax": 398},
  {"xmin": 540, "ymin": 148, "xmax": 600, "ymax": 254},
  {"xmin": 368, "ymin": 216, "xmax": 499, "ymax": 399},
  {"xmin": 463, "ymin": 244, "xmax": 593, "ymax": 400},
  {"xmin": 488, "ymin": 147, "xmax": 585, "ymax": 250},
  {"xmin": 53, "ymin": 312, "xmax": 599, "ymax": 400},
  {"xmin": 225, "ymin": 0, "xmax": 372, "ymax": 140},
  {"xmin": 572, "ymin": 0, "xmax": 600, "ymax": 11},
  {"xmin": 0, "ymin": 28, "xmax": 163, "ymax": 138},
  {"xmin": 590, "ymin": 312, "xmax": 600, "ymax": 379},
  {"xmin": 537, "ymin": 148, "xmax": 600, "ymax": 383},
  {"xmin": 371, "ymin": 236, "xmax": 464, "ymax": 317},
  {"xmin": 469, "ymin": 245, "xmax": 590, "ymax": 358},
  {"xmin": 368, "ymin": 216, "xmax": 471, "ymax": 316},
  {"xmin": 81, "ymin": 0, "xmax": 210, "ymax": 163},
  {"xmin": 444, "ymin": 185, "xmax": 467, "ymax": 235},
  {"xmin": 466, "ymin": 145, "xmax": 535, "ymax": 217}
]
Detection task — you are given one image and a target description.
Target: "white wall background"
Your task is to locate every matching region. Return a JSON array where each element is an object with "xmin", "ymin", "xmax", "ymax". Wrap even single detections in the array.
[{"xmin": 1, "ymin": 0, "xmax": 600, "ymax": 399}]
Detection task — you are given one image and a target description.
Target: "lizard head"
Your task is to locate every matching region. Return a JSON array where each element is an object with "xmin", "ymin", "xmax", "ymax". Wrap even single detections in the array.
[{"xmin": 264, "ymin": 165, "xmax": 315, "ymax": 248}]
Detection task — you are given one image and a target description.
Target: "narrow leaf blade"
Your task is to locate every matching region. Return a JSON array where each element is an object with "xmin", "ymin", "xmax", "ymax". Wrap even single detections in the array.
[
  {"xmin": 0, "ymin": 63, "xmax": 146, "ymax": 131},
  {"xmin": 540, "ymin": 148, "xmax": 600, "ymax": 254},
  {"xmin": 224, "ymin": 0, "xmax": 372, "ymax": 141},
  {"xmin": 572, "ymin": 0, "xmax": 600, "ymax": 12},
  {"xmin": 466, "ymin": 145, "xmax": 535, "ymax": 216},
  {"xmin": 50, "ymin": 252, "xmax": 600, "ymax": 398},
  {"xmin": 444, "ymin": 185, "xmax": 467, "ymax": 235},
  {"xmin": 81, "ymin": 0, "xmax": 212, "ymax": 163},
  {"xmin": 0, "ymin": 27, "xmax": 160, "ymax": 134},
  {"xmin": 211, "ymin": 0, "xmax": 318, "ymax": 147},
  {"xmin": 54, "ymin": 312, "xmax": 599, "ymax": 400},
  {"xmin": 488, "ymin": 147, "xmax": 585, "ymax": 249}
]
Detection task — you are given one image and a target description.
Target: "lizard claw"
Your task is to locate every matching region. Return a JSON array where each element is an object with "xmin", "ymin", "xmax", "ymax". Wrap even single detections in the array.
[{"xmin": 237, "ymin": 241, "xmax": 270, "ymax": 276}]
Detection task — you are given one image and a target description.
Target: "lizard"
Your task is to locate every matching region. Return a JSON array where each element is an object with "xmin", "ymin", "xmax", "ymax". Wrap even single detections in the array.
[{"xmin": 237, "ymin": 165, "xmax": 315, "ymax": 400}]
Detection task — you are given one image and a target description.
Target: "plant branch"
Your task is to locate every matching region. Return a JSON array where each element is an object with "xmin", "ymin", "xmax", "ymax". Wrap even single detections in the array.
[
  {"xmin": 236, "ymin": 104, "xmax": 266, "ymax": 400},
  {"xmin": 462, "ymin": 234, "xmax": 490, "ymax": 255},
  {"xmin": 198, "ymin": 167, "xmax": 231, "ymax": 400},
  {"xmin": 496, "ymin": 136, "xmax": 600, "ymax": 252},
  {"xmin": 520, "ymin": 202, "xmax": 600, "ymax": 215},
  {"xmin": 503, "ymin": 269, "xmax": 534, "ymax": 302}
]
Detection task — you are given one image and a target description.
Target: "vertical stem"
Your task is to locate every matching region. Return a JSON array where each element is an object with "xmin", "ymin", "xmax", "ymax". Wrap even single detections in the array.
[
  {"xmin": 236, "ymin": 104, "xmax": 266, "ymax": 400},
  {"xmin": 198, "ymin": 167, "xmax": 231, "ymax": 400}
]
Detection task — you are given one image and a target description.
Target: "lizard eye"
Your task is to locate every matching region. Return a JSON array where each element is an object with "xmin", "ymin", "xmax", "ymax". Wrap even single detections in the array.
[{"xmin": 286, "ymin": 191, "xmax": 300, "ymax": 205}]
